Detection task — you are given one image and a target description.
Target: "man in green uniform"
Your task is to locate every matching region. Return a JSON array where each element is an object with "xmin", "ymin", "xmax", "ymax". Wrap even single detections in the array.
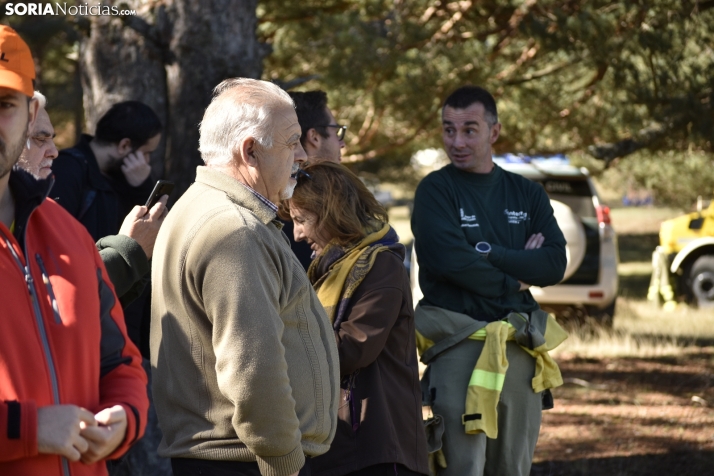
[{"xmin": 411, "ymin": 86, "xmax": 567, "ymax": 476}]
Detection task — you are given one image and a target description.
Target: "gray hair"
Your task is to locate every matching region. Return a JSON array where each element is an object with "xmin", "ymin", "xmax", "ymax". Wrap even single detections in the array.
[
  {"xmin": 33, "ymin": 90, "xmax": 47, "ymax": 109},
  {"xmin": 199, "ymin": 78, "xmax": 294, "ymax": 166}
]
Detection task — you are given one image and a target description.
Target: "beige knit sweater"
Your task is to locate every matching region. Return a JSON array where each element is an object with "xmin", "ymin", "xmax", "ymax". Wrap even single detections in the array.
[{"xmin": 150, "ymin": 166, "xmax": 339, "ymax": 476}]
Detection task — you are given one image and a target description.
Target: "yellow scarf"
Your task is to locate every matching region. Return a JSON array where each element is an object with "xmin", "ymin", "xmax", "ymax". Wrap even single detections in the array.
[{"xmin": 309, "ymin": 223, "xmax": 399, "ymax": 325}]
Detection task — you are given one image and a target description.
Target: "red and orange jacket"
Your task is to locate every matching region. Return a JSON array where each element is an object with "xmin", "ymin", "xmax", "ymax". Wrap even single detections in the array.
[{"xmin": 0, "ymin": 168, "xmax": 148, "ymax": 476}]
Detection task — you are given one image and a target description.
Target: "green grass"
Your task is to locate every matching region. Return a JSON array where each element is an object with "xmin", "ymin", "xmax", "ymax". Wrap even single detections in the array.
[{"xmin": 609, "ymin": 206, "xmax": 684, "ymax": 235}]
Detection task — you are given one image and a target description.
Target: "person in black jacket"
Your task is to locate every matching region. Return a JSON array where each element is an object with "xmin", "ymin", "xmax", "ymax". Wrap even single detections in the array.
[
  {"xmin": 51, "ymin": 100, "xmax": 166, "ymax": 353},
  {"xmin": 51, "ymin": 101, "xmax": 162, "ymax": 240}
]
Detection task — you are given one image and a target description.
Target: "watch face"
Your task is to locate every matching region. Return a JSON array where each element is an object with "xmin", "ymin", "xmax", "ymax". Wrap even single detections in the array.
[{"xmin": 476, "ymin": 242, "xmax": 491, "ymax": 254}]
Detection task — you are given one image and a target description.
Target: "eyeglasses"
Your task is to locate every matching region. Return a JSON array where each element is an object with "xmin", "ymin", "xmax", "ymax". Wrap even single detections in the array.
[{"xmin": 320, "ymin": 124, "xmax": 347, "ymax": 141}]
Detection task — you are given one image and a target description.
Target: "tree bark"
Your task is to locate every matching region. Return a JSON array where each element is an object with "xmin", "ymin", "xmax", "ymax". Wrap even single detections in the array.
[{"xmin": 80, "ymin": 0, "xmax": 267, "ymax": 195}]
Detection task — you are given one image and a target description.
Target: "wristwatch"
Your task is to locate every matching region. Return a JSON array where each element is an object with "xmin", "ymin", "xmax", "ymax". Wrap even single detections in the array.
[{"xmin": 475, "ymin": 241, "xmax": 491, "ymax": 257}]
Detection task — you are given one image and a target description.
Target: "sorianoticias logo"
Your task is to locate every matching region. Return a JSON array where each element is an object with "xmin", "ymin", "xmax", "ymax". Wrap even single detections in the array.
[
  {"xmin": 460, "ymin": 208, "xmax": 479, "ymax": 228},
  {"xmin": 5, "ymin": 3, "xmax": 136, "ymax": 16},
  {"xmin": 504, "ymin": 209, "xmax": 528, "ymax": 224}
]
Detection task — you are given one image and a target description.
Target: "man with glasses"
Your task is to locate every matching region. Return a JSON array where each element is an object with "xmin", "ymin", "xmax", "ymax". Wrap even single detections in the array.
[
  {"xmin": 289, "ymin": 90, "xmax": 346, "ymax": 164},
  {"xmin": 286, "ymin": 90, "xmax": 346, "ymax": 268}
]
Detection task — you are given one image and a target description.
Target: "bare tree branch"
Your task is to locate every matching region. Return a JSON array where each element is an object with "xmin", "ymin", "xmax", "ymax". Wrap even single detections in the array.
[
  {"xmin": 503, "ymin": 58, "xmax": 581, "ymax": 85},
  {"xmin": 587, "ymin": 119, "xmax": 685, "ymax": 164}
]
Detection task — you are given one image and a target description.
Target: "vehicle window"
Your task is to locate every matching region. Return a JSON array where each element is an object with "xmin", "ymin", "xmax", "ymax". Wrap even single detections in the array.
[{"xmin": 538, "ymin": 179, "xmax": 596, "ymax": 218}]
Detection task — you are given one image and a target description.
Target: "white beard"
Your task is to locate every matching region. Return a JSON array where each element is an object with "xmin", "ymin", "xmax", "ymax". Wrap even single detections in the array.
[{"xmin": 279, "ymin": 181, "xmax": 297, "ymax": 200}]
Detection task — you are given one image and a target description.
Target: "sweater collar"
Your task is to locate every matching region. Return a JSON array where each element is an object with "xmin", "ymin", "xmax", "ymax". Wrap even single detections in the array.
[
  {"xmin": 8, "ymin": 165, "xmax": 53, "ymax": 250},
  {"xmin": 445, "ymin": 162, "xmax": 503, "ymax": 186},
  {"xmin": 195, "ymin": 166, "xmax": 278, "ymax": 226}
]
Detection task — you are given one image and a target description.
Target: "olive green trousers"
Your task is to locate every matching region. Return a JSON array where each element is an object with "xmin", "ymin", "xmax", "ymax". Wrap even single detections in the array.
[{"xmin": 427, "ymin": 339, "xmax": 542, "ymax": 476}]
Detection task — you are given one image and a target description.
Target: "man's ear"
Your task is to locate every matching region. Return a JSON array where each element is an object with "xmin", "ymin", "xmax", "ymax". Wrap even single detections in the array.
[
  {"xmin": 240, "ymin": 137, "xmax": 259, "ymax": 167},
  {"xmin": 26, "ymin": 98, "xmax": 40, "ymax": 137},
  {"xmin": 304, "ymin": 128, "xmax": 321, "ymax": 155},
  {"xmin": 308, "ymin": 128, "xmax": 322, "ymax": 146},
  {"xmin": 489, "ymin": 123, "xmax": 501, "ymax": 145},
  {"xmin": 116, "ymin": 138, "xmax": 133, "ymax": 156}
]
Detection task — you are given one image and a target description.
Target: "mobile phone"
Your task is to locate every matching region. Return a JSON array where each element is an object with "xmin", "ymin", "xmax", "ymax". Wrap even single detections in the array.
[{"xmin": 145, "ymin": 180, "xmax": 175, "ymax": 209}]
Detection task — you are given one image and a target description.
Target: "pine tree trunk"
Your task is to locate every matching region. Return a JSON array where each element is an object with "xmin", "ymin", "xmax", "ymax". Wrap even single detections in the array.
[{"xmin": 80, "ymin": 0, "xmax": 266, "ymax": 195}]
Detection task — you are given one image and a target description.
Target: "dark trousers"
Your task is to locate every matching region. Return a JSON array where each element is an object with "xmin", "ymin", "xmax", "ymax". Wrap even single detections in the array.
[
  {"xmin": 171, "ymin": 457, "xmax": 311, "ymax": 476},
  {"xmin": 344, "ymin": 463, "xmax": 426, "ymax": 476}
]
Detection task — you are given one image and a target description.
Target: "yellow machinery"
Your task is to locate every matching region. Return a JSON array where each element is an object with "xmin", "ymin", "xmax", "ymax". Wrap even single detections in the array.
[{"xmin": 649, "ymin": 200, "xmax": 714, "ymax": 309}]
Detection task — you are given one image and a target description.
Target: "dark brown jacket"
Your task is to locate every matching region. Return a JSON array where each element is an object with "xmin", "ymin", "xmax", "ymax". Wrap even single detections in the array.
[{"xmin": 312, "ymin": 251, "xmax": 429, "ymax": 476}]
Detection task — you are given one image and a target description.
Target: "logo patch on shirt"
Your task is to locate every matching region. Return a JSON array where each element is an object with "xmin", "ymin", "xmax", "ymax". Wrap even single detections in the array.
[
  {"xmin": 504, "ymin": 209, "xmax": 528, "ymax": 224},
  {"xmin": 460, "ymin": 208, "xmax": 479, "ymax": 228}
]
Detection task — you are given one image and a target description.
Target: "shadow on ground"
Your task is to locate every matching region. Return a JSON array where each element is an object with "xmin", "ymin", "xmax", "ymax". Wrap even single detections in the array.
[
  {"xmin": 557, "ymin": 352, "xmax": 714, "ymax": 399},
  {"xmin": 531, "ymin": 451, "xmax": 714, "ymax": 475}
]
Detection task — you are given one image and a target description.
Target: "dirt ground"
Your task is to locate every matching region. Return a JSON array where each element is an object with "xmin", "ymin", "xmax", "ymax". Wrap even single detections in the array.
[
  {"xmin": 532, "ymin": 348, "xmax": 714, "ymax": 475},
  {"xmin": 530, "ymin": 209, "xmax": 714, "ymax": 475}
]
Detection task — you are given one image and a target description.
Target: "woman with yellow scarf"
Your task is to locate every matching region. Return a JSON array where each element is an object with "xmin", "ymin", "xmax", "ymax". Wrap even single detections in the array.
[{"xmin": 281, "ymin": 162, "xmax": 428, "ymax": 476}]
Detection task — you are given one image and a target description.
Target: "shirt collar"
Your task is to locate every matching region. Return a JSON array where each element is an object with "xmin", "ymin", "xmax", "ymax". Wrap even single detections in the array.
[
  {"xmin": 236, "ymin": 181, "xmax": 278, "ymax": 213},
  {"xmin": 194, "ymin": 166, "xmax": 279, "ymax": 226}
]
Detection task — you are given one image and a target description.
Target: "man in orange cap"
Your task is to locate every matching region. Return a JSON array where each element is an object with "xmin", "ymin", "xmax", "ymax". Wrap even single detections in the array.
[{"xmin": 0, "ymin": 25, "xmax": 149, "ymax": 476}]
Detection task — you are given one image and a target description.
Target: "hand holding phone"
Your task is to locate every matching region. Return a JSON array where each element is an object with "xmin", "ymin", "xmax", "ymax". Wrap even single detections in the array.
[
  {"xmin": 117, "ymin": 181, "xmax": 174, "ymax": 259},
  {"xmin": 145, "ymin": 180, "xmax": 175, "ymax": 209}
]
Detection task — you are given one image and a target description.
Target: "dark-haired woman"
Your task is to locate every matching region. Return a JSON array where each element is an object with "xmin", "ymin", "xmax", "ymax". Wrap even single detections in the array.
[{"xmin": 281, "ymin": 162, "xmax": 429, "ymax": 476}]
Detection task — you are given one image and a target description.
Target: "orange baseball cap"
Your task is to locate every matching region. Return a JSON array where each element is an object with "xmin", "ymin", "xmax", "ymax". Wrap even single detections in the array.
[{"xmin": 0, "ymin": 25, "xmax": 35, "ymax": 97}]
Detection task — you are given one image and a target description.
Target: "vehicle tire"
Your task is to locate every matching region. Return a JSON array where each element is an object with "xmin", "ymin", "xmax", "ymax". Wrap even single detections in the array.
[
  {"xmin": 688, "ymin": 255, "xmax": 714, "ymax": 309},
  {"xmin": 550, "ymin": 200, "xmax": 587, "ymax": 282},
  {"xmin": 585, "ymin": 298, "xmax": 616, "ymax": 329}
]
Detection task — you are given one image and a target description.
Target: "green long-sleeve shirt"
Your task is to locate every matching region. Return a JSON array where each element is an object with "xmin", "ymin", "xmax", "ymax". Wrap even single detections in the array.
[
  {"xmin": 411, "ymin": 164, "xmax": 566, "ymax": 320},
  {"xmin": 96, "ymin": 234, "xmax": 150, "ymax": 307}
]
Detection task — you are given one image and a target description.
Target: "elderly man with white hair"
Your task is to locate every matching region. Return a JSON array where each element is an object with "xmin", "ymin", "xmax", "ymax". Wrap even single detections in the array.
[
  {"xmin": 150, "ymin": 78, "xmax": 340, "ymax": 476},
  {"xmin": 16, "ymin": 91, "xmax": 58, "ymax": 179}
]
